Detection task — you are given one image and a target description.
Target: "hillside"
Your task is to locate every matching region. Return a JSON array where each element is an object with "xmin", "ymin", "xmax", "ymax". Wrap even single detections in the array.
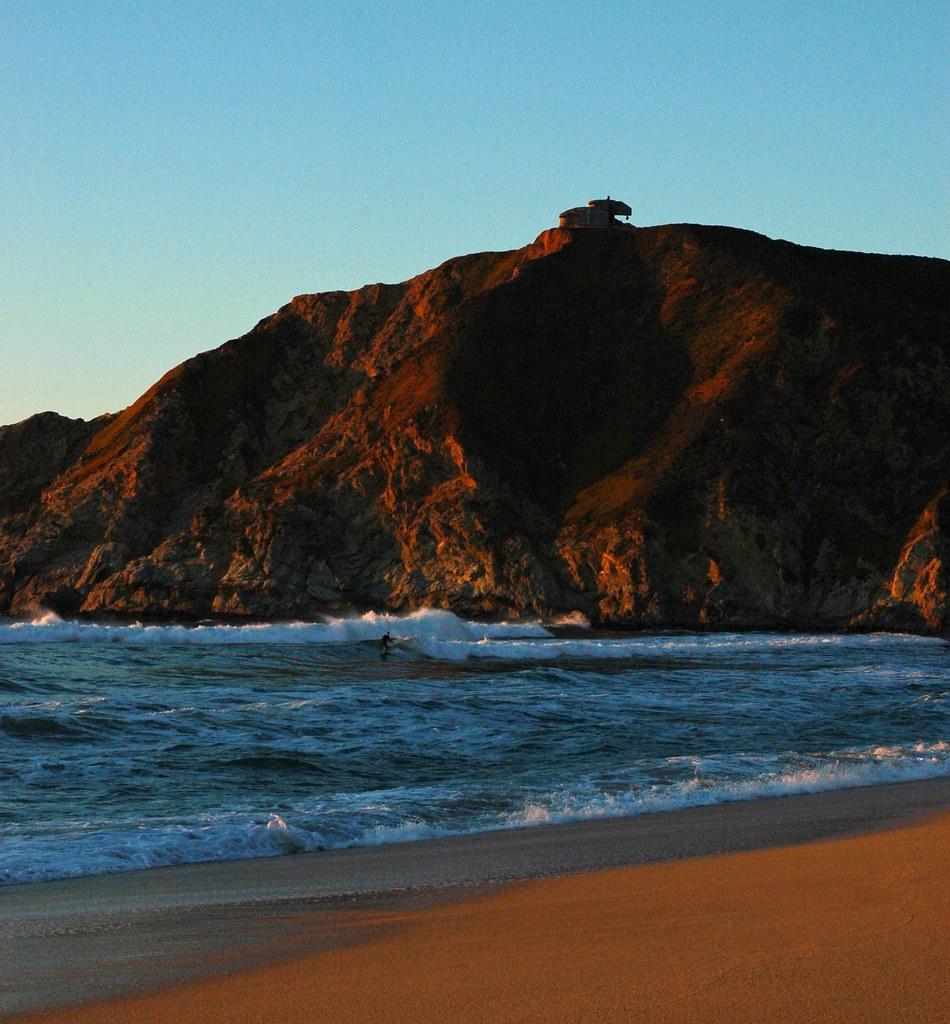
[{"xmin": 1, "ymin": 224, "xmax": 947, "ymax": 632}]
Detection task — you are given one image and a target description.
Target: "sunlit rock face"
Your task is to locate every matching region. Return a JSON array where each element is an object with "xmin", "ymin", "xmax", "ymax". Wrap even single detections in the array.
[{"xmin": 1, "ymin": 224, "xmax": 947, "ymax": 632}]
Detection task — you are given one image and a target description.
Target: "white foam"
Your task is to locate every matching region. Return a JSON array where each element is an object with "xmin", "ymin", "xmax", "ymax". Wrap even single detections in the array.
[
  {"xmin": 0, "ymin": 812, "xmax": 327, "ymax": 885},
  {"xmin": 0, "ymin": 609, "xmax": 552, "ymax": 647},
  {"xmin": 498, "ymin": 741, "xmax": 950, "ymax": 829},
  {"xmin": 3, "ymin": 741, "xmax": 945, "ymax": 886},
  {"xmin": 1, "ymin": 613, "xmax": 941, "ymax": 665}
]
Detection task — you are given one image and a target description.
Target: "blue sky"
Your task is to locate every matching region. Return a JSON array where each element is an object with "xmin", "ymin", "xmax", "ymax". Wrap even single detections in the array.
[{"xmin": 2, "ymin": 1, "xmax": 947, "ymax": 425}]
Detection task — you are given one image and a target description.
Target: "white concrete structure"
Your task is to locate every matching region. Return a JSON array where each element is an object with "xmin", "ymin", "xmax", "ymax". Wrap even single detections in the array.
[{"xmin": 559, "ymin": 197, "xmax": 633, "ymax": 228}]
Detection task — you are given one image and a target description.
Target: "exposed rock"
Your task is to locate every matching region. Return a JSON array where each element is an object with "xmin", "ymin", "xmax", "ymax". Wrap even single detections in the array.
[
  {"xmin": 1, "ymin": 224, "xmax": 947, "ymax": 632},
  {"xmin": 857, "ymin": 488, "xmax": 949, "ymax": 633}
]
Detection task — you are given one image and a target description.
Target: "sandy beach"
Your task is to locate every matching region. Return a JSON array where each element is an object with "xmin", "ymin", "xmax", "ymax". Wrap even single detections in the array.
[{"xmin": 3, "ymin": 776, "xmax": 948, "ymax": 1023}]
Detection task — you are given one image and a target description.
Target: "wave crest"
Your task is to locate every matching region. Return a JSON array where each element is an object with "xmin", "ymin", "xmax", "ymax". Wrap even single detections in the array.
[{"xmin": 0, "ymin": 608, "xmax": 552, "ymax": 648}]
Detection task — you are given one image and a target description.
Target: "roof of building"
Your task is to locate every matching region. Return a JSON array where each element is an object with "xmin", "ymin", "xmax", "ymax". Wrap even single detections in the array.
[{"xmin": 589, "ymin": 197, "xmax": 632, "ymax": 216}]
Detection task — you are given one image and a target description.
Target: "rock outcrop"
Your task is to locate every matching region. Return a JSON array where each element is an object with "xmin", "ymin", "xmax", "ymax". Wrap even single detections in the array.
[{"xmin": 1, "ymin": 224, "xmax": 947, "ymax": 632}]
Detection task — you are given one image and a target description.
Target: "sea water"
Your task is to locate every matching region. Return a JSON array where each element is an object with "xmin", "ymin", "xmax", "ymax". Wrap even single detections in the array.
[{"xmin": 0, "ymin": 610, "xmax": 947, "ymax": 885}]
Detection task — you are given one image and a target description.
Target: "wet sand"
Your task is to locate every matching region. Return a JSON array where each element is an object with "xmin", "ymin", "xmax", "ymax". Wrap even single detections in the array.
[{"xmin": 4, "ymin": 776, "xmax": 950, "ymax": 1023}]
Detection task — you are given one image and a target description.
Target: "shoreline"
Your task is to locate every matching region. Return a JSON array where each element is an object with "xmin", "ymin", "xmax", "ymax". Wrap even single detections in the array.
[
  {"xmin": 4, "ymin": 613, "xmax": 947, "ymax": 637},
  {"xmin": 3, "ymin": 775, "xmax": 949, "ymax": 1020}
]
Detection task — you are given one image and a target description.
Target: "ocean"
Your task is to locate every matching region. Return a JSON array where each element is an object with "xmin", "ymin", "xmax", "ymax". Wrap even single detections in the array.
[{"xmin": 1, "ymin": 610, "xmax": 947, "ymax": 886}]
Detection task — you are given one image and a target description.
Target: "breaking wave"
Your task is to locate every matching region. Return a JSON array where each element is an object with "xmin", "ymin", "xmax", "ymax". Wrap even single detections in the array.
[
  {"xmin": 0, "ymin": 610, "xmax": 940, "ymax": 663},
  {"xmin": 1, "ymin": 742, "xmax": 946, "ymax": 885},
  {"xmin": 1, "ymin": 612, "xmax": 945, "ymax": 886},
  {"xmin": 0, "ymin": 609, "xmax": 551, "ymax": 650}
]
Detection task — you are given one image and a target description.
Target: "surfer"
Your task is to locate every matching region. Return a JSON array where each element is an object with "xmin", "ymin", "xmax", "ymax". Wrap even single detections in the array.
[{"xmin": 381, "ymin": 631, "xmax": 392, "ymax": 657}]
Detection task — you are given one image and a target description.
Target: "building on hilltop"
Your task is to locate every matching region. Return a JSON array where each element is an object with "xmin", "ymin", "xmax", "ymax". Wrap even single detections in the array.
[{"xmin": 558, "ymin": 197, "xmax": 633, "ymax": 229}]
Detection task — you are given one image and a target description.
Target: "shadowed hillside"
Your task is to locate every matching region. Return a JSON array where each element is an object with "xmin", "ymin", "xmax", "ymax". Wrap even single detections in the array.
[{"xmin": 1, "ymin": 224, "xmax": 947, "ymax": 632}]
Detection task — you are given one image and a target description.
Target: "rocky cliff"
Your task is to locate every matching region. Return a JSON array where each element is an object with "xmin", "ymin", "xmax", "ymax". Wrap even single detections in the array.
[{"xmin": 2, "ymin": 224, "xmax": 948, "ymax": 632}]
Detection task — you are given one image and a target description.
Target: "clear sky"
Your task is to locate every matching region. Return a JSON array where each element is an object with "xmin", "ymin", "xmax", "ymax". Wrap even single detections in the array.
[{"xmin": 1, "ymin": 1, "xmax": 947, "ymax": 426}]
